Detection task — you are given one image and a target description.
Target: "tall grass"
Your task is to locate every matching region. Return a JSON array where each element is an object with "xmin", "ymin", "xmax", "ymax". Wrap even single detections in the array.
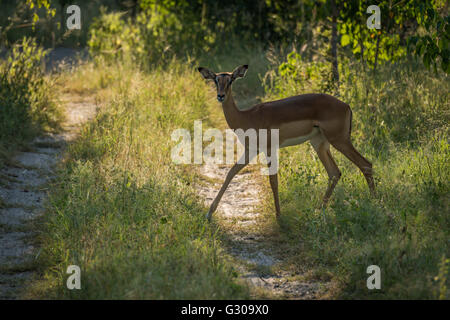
[
  {"xmin": 30, "ymin": 60, "xmax": 248, "ymax": 299},
  {"xmin": 29, "ymin": 26, "xmax": 449, "ymax": 298},
  {"xmin": 261, "ymin": 53, "xmax": 449, "ymax": 299},
  {"xmin": 0, "ymin": 37, "xmax": 62, "ymax": 165}
]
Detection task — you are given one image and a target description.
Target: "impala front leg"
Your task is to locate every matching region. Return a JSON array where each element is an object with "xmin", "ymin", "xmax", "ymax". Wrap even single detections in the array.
[{"xmin": 206, "ymin": 161, "xmax": 248, "ymax": 220}]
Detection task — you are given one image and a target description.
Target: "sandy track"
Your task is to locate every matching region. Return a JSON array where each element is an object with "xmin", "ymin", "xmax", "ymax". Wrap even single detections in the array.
[
  {"xmin": 196, "ymin": 162, "xmax": 321, "ymax": 299},
  {"xmin": 0, "ymin": 95, "xmax": 97, "ymax": 299}
]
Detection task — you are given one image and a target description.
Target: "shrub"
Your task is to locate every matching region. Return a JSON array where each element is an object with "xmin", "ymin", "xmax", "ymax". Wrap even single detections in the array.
[
  {"xmin": 87, "ymin": 6, "xmax": 214, "ymax": 68},
  {"xmin": 0, "ymin": 37, "xmax": 61, "ymax": 156},
  {"xmin": 87, "ymin": 9, "xmax": 141, "ymax": 63},
  {"xmin": 264, "ymin": 50, "xmax": 335, "ymax": 99}
]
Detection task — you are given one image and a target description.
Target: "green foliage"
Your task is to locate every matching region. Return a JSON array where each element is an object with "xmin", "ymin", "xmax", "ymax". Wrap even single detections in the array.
[
  {"xmin": 274, "ymin": 136, "xmax": 449, "ymax": 299},
  {"xmin": 6, "ymin": 0, "xmax": 447, "ymax": 300},
  {"xmin": 339, "ymin": 23, "xmax": 405, "ymax": 68},
  {"xmin": 0, "ymin": 37, "xmax": 61, "ymax": 156},
  {"xmin": 88, "ymin": 6, "xmax": 194, "ymax": 66},
  {"xmin": 32, "ymin": 60, "xmax": 247, "ymax": 299},
  {"xmin": 337, "ymin": 0, "xmax": 420, "ymax": 69},
  {"xmin": 264, "ymin": 50, "xmax": 335, "ymax": 99},
  {"xmin": 408, "ymin": 6, "xmax": 449, "ymax": 73},
  {"xmin": 266, "ymin": 48, "xmax": 449, "ymax": 152},
  {"xmin": 262, "ymin": 50, "xmax": 449, "ymax": 298},
  {"xmin": 25, "ymin": 0, "xmax": 55, "ymax": 26},
  {"xmin": 87, "ymin": 9, "xmax": 137, "ymax": 60},
  {"xmin": 340, "ymin": 61, "xmax": 448, "ymax": 152},
  {"xmin": 0, "ymin": 0, "xmax": 120, "ymax": 48},
  {"xmin": 0, "ymin": 0, "xmax": 56, "ymax": 46},
  {"xmin": 435, "ymin": 256, "xmax": 449, "ymax": 300}
]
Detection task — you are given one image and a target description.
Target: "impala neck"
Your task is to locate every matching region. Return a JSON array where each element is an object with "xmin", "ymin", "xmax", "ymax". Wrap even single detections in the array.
[{"xmin": 221, "ymin": 89, "xmax": 250, "ymax": 130}]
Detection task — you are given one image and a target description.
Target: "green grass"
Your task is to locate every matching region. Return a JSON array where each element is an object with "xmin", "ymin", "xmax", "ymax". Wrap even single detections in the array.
[
  {"xmin": 0, "ymin": 38, "xmax": 63, "ymax": 167},
  {"xmin": 259, "ymin": 59, "xmax": 450, "ymax": 299},
  {"xmin": 29, "ymin": 60, "xmax": 248, "ymax": 299},
  {"xmin": 28, "ymin": 43, "xmax": 449, "ymax": 299}
]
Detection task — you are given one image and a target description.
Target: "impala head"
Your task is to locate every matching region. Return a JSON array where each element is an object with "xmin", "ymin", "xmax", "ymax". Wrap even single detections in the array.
[{"xmin": 198, "ymin": 65, "xmax": 248, "ymax": 102}]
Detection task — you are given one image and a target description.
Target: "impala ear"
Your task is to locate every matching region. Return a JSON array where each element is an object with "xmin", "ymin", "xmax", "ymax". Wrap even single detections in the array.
[
  {"xmin": 197, "ymin": 67, "xmax": 216, "ymax": 80},
  {"xmin": 231, "ymin": 64, "xmax": 248, "ymax": 80}
]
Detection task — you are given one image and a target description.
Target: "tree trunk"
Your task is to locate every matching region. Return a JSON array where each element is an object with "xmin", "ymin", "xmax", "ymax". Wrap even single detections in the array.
[
  {"xmin": 258, "ymin": 0, "xmax": 263, "ymax": 41},
  {"xmin": 374, "ymin": 32, "xmax": 381, "ymax": 71},
  {"xmin": 201, "ymin": 2, "xmax": 207, "ymax": 26},
  {"xmin": 131, "ymin": 0, "xmax": 139, "ymax": 22},
  {"xmin": 330, "ymin": 0, "xmax": 339, "ymax": 94},
  {"xmin": 359, "ymin": 34, "xmax": 365, "ymax": 70}
]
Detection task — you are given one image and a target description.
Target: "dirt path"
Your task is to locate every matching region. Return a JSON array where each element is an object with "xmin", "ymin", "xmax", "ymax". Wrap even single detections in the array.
[
  {"xmin": 196, "ymin": 162, "xmax": 321, "ymax": 299},
  {"xmin": 0, "ymin": 95, "xmax": 97, "ymax": 299}
]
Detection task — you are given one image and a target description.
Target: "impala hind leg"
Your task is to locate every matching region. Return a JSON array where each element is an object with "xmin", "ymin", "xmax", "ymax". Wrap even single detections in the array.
[
  {"xmin": 329, "ymin": 139, "xmax": 375, "ymax": 196},
  {"xmin": 266, "ymin": 151, "xmax": 281, "ymax": 217},
  {"xmin": 269, "ymin": 173, "xmax": 281, "ymax": 217},
  {"xmin": 310, "ymin": 135, "xmax": 341, "ymax": 207}
]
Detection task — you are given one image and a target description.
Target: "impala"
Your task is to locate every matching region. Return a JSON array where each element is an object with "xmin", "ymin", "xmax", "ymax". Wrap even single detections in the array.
[{"xmin": 198, "ymin": 65, "xmax": 375, "ymax": 221}]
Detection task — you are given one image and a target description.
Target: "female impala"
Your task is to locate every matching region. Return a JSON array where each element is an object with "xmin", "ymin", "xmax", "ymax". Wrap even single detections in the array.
[{"xmin": 198, "ymin": 65, "xmax": 375, "ymax": 221}]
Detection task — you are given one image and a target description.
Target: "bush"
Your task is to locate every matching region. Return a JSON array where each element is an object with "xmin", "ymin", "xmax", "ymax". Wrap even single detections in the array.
[
  {"xmin": 87, "ymin": 6, "xmax": 215, "ymax": 68},
  {"xmin": 88, "ymin": 8, "xmax": 180, "ymax": 66},
  {"xmin": 0, "ymin": 37, "xmax": 61, "ymax": 156},
  {"xmin": 264, "ymin": 50, "xmax": 335, "ymax": 99},
  {"xmin": 87, "ymin": 9, "xmax": 140, "ymax": 63}
]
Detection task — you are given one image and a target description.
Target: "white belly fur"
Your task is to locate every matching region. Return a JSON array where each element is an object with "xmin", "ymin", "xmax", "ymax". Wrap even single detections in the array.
[{"xmin": 279, "ymin": 127, "xmax": 320, "ymax": 148}]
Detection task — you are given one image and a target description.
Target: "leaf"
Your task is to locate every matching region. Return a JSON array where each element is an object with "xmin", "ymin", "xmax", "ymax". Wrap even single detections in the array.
[{"xmin": 341, "ymin": 34, "xmax": 351, "ymax": 47}]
